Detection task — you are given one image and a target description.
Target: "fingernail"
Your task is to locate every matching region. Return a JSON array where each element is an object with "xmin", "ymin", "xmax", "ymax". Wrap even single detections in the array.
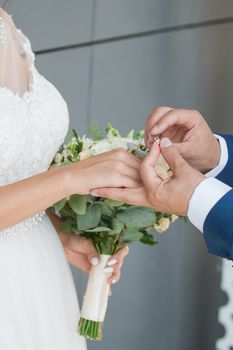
[
  {"xmin": 104, "ymin": 267, "xmax": 114, "ymax": 274},
  {"xmin": 91, "ymin": 256, "xmax": 99, "ymax": 266},
  {"xmin": 90, "ymin": 192, "xmax": 99, "ymax": 197},
  {"xmin": 112, "ymin": 279, "xmax": 117, "ymax": 284},
  {"xmin": 160, "ymin": 138, "xmax": 172, "ymax": 148},
  {"xmin": 107, "ymin": 259, "xmax": 117, "ymax": 266}
]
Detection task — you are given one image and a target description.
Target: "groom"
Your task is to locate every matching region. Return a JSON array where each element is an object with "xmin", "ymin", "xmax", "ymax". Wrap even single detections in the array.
[{"xmin": 91, "ymin": 107, "xmax": 233, "ymax": 260}]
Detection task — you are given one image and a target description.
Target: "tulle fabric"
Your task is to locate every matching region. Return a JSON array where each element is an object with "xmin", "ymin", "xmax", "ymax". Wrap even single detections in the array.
[{"xmin": 0, "ymin": 215, "xmax": 87, "ymax": 350}]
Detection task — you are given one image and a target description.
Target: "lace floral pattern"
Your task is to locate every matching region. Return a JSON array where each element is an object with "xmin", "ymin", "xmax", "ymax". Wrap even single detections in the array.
[{"xmin": 0, "ymin": 26, "xmax": 69, "ymax": 186}]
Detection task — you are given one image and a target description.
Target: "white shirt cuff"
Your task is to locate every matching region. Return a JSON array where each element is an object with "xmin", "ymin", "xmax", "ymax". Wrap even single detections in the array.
[
  {"xmin": 205, "ymin": 134, "xmax": 228, "ymax": 177},
  {"xmin": 187, "ymin": 177, "xmax": 231, "ymax": 232}
]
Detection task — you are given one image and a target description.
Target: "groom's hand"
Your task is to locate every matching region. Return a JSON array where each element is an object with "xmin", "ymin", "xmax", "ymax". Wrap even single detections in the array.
[
  {"xmin": 91, "ymin": 138, "xmax": 205, "ymax": 216},
  {"xmin": 139, "ymin": 138, "xmax": 205, "ymax": 215},
  {"xmin": 145, "ymin": 107, "xmax": 221, "ymax": 173}
]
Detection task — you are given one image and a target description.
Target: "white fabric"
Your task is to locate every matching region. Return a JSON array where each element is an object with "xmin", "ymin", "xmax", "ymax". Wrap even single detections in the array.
[
  {"xmin": 0, "ymin": 8, "xmax": 86, "ymax": 350},
  {"xmin": 205, "ymin": 135, "xmax": 228, "ymax": 178},
  {"xmin": 188, "ymin": 178, "xmax": 231, "ymax": 232}
]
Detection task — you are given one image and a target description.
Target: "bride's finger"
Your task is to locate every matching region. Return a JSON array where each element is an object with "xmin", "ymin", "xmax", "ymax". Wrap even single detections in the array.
[
  {"xmin": 111, "ymin": 148, "xmax": 141, "ymax": 170},
  {"xmin": 65, "ymin": 250, "xmax": 91, "ymax": 272},
  {"xmin": 114, "ymin": 162, "xmax": 141, "ymax": 181},
  {"xmin": 108, "ymin": 271, "xmax": 121, "ymax": 285},
  {"xmin": 105, "ymin": 246, "xmax": 129, "ymax": 274}
]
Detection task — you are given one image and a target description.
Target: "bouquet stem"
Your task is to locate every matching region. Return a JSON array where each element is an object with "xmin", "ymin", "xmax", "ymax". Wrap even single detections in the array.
[{"xmin": 78, "ymin": 255, "xmax": 111, "ymax": 340}]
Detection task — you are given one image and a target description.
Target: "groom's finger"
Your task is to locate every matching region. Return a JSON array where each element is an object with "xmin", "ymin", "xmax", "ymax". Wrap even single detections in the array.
[
  {"xmin": 140, "ymin": 142, "xmax": 162, "ymax": 193},
  {"xmin": 90, "ymin": 187, "xmax": 151, "ymax": 207},
  {"xmin": 160, "ymin": 137, "xmax": 187, "ymax": 176}
]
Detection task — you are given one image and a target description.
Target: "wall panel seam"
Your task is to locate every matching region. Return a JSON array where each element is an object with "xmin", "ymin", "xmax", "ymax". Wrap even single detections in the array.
[{"xmin": 35, "ymin": 16, "xmax": 233, "ymax": 56}]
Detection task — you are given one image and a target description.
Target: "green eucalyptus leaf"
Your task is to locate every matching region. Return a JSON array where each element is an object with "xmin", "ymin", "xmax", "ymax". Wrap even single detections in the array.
[
  {"xmin": 48, "ymin": 206, "xmax": 56, "ymax": 213},
  {"xmin": 112, "ymin": 218, "xmax": 124, "ymax": 234},
  {"xmin": 77, "ymin": 204, "xmax": 102, "ymax": 231},
  {"xmin": 135, "ymin": 130, "xmax": 144, "ymax": 140},
  {"xmin": 86, "ymin": 124, "xmax": 104, "ymax": 141},
  {"xmin": 84, "ymin": 226, "xmax": 112, "ymax": 233},
  {"xmin": 126, "ymin": 129, "xmax": 134, "ymax": 139},
  {"xmin": 60, "ymin": 203, "xmax": 76, "ymax": 219},
  {"xmin": 105, "ymin": 199, "xmax": 124, "ymax": 207},
  {"xmin": 123, "ymin": 227, "xmax": 144, "ymax": 243},
  {"xmin": 53, "ymin": 198, "xmax": 66, "ymax": 212},
  {"xmin": 127, "ymin": 143, "xmax": 138, "ymax": 151},
  {"xmin": 60, "ymin": 218, "xmax": 74, "ymax": 232},
  {"xmin": 97, "ymin": 202, "xmax": 113, "ymax": 216},
  {"xmin": 140, "ymin": 233, "xmax": 157, "ymax": 246},
  {"xmin": 117, "ymin": 206, "xmax": 156, "ymax": 229},
  {"xmin": 69, "ymin": 194, "xmax": 88, "ymax": 215},
  {"xmin": 96, "ymin": 236, "xmax": 116, "ymax": 255},
  {"xmin": 133, "ymin": 149, "xmax": 148, "ymax": 159}
]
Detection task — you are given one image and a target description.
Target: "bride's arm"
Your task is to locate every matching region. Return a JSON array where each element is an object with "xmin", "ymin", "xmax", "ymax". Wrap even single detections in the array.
[{"xmin": 0, "ymin": 149, "xmax": 140, "ymax": 230}]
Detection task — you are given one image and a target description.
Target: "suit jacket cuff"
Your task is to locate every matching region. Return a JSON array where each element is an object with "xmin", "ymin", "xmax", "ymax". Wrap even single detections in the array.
[
  {"xmin": 188, "ymin": 177, "xmax": 231, "ymax": 232},
  {"xmin": 213, "ymin": 134, "xmax": 233, "ymax": 187}
]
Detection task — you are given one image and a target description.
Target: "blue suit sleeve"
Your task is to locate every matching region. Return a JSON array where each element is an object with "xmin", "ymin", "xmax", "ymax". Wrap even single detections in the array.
[
  {"xmin": 203, "ymin": 188, "xmax": 233, "ymax": 259},
  {"xmin": 216, "ymin": 134, "xmax": 233, "ymax": 187}
]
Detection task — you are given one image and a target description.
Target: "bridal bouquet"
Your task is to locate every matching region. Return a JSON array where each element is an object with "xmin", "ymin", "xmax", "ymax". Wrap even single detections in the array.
[{"xmin": 49, "ymin": 124, "xmax": 178, "ymax": 341}]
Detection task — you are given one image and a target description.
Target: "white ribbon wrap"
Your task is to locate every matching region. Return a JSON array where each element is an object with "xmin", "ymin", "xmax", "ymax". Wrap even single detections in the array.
[{"xmin": 81, "ymin": 254, "xmax": 111, "ymax": 322}]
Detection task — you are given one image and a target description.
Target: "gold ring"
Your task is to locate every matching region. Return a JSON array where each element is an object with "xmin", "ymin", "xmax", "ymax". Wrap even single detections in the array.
[{"xmin": 153, "ymin": 136, "xmax": 161, "ymax": 145}]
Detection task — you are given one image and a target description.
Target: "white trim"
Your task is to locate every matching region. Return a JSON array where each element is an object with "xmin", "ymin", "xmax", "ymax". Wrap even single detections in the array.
[{"xmin": 206, "ymin": 135, "xmax": 228, "ymax": 177}]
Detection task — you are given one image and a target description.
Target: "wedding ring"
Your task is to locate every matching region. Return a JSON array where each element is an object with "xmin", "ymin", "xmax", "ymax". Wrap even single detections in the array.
[{"xmin": 153, "ymin": 136, "xmax": 161, "ymax": 145}]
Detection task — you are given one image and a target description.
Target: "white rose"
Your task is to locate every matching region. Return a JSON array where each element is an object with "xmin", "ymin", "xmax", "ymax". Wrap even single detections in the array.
[
  {"xmin": 79, "ymin": 149, "xmax": 93, "ymax": 160},
  {"xmin": 71, "ymin": 137, "xmax": 78, "ymax": 144},
  {"xmin": 171, "ymin": 215, "xmax": 178, "ymax": 223},
  {"xmin": 111, "ymin": 137, "xmax": 141, "ymax": 150},
  {"xmin": 91, "ymin": 140, "xmax": 114, "ymax": 155},
  {"xmin": 154, "ymin": 217, "xmax": 170, "ymax": 233},
  {"xmin": 62, "ymin": 149, "xmax": 73, "ymax": 161},
  {"xmin": 111, "ymin": 137, "xmax": 129, "ymax": 150},
  {"xmin": 82, "ymin": 136, "xmax": 94, "ymax": 150},
  {"xmin": 54, "ymin": 153, "xmax": 63, "ymax": 163}
]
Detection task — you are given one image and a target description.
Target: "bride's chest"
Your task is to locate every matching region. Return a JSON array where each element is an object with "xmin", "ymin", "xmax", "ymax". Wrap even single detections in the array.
[{"xmin": 0, "ymin": 71, "xmax": 69, "ymax": 184}]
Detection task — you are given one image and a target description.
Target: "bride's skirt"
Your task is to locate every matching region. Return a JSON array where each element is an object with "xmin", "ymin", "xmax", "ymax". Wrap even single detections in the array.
[{"xmin": 0, "ymin": 213, "xmax": 87, "ymax": 350}]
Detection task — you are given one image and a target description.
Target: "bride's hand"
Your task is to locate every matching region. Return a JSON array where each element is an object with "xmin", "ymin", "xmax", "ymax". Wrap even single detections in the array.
[
  {"xmin": 60, "ymin": 231, "xmax": 129, "ymax": 284},
  {"xmin": 47, "ymin": 211, "xmax": 129, "ymax": 285},
  {"xmin": 63, "ymin": 148, "xmax": 141, "ymax": 195}
]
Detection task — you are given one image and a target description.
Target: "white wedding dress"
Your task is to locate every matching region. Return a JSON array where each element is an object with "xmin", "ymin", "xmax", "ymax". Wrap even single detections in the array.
[{"xmin": 0, "ymin": 8, "xmax": 87, "ymax": 350}]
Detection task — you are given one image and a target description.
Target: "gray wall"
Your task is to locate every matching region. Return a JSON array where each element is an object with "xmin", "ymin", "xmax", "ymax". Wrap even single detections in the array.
[{"xmin": 9, "ymin": 1, "xmax": 233, "ymax": 349}]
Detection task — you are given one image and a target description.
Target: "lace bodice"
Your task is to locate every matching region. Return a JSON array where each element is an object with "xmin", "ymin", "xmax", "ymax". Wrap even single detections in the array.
[{"xmin": 0, "ymin": 9, "xmax": 69, "ymax": 186}]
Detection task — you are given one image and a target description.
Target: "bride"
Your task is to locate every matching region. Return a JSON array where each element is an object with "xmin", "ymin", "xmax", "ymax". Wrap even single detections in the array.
[{"xmin": 0, "ymin": 2, "xmax": 141, "ymax": 349}]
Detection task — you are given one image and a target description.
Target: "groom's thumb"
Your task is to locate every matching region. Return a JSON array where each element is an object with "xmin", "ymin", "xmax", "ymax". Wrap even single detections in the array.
[{"xmin": 160, "ymin": 138, "xmax": 187, "ymax": 176}]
